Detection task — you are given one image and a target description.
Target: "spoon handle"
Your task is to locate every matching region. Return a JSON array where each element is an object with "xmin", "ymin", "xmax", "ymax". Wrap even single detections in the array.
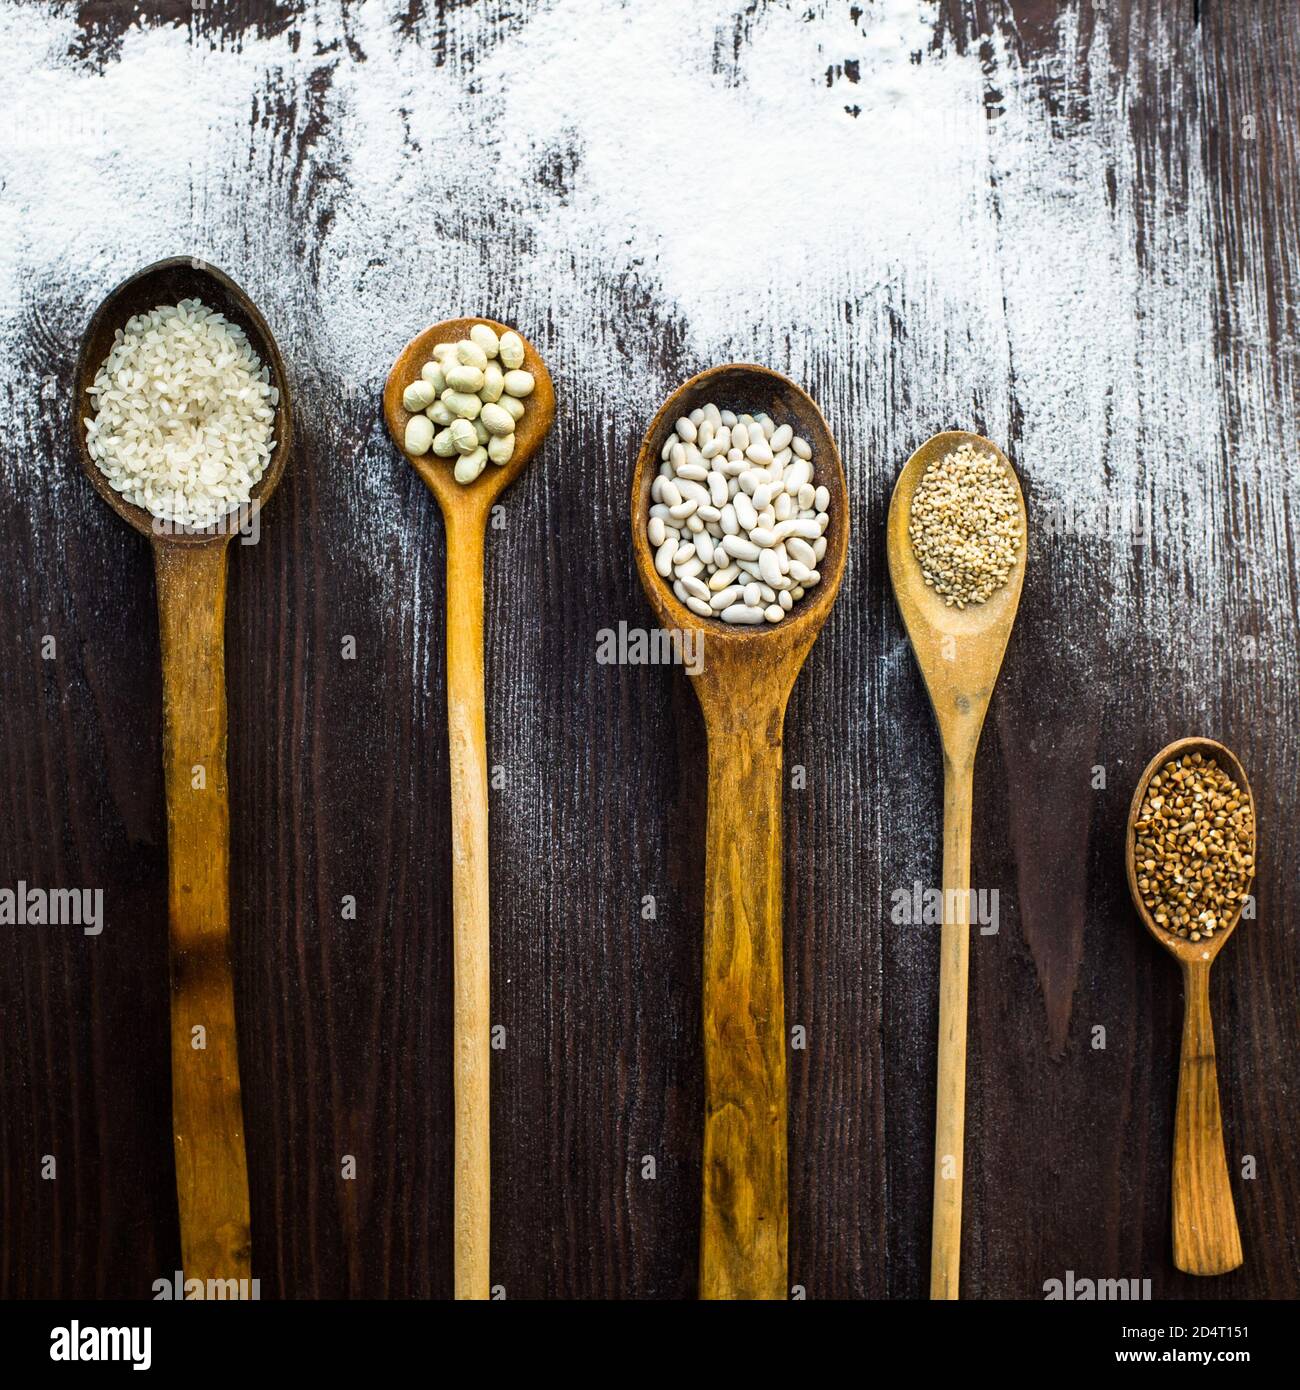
[
  {"xmin": 1172, "ymin": 961, "xmax": 1243, "ymax": 1274},
  {"xmin": 153, "ymin": 540, "xmax": 251, "ymax": 1283},
  {"xmin": 698, "ymin": 710, "xmax": 788, "ymax": 1300},
  {"xmin": 442, "ymin": 510, "xmax": 492, "ymax": 1300},
  {"xmin": 931, "ymin": 754, "xmax": 973, "ymax": 1300}
]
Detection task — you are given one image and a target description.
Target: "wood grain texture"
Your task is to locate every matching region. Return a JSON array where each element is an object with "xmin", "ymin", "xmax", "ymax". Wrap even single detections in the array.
[
  {"xmin": 1173, "ymin": 961, "xmax": 1243, "ymax": 1276},
  {"xmin": 154, "ymin": 539, "xmax": 253, "ymax": 1285},
  {"xmin": 0, "ymin": 0, "xmax": 1298, "ymax": 1302},
  {"xmin": 698, "ymin": 691, "xmax": 790, "ymax": 1301}
]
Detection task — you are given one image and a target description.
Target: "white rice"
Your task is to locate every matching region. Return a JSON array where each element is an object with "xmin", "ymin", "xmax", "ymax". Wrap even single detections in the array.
[{"xmin": 85, "ymin": 298, "xmax": 278, "ymax": 530}]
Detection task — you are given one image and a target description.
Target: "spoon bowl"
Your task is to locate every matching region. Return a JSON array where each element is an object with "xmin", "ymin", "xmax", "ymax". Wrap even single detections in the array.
[
  {"xmin": 632, "ymin": 364, "xmax": 847, "ymax": 1300},
  {"xmin": 886, "ymin": 430, "xmax": 1026, "ymax": 753},
  {"xmin": 73, "ymin": 256, "xmax": 293, "ymax": 543},
  {"xmin": 383, "ymin": 317, "xmax": 555, "ymax": 519},
  {"xmin": 631, "ymin": 363, "xmax": 848, "ymax": 656},
  {"xmin": 1126, "ymin": 736, "xmax": 1256, "ymax": 967}
]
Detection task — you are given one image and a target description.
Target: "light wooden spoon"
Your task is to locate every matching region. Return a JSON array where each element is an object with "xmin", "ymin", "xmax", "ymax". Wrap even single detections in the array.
[
  {"xmin": 632, "ymin": 364, "xmax": 849, "ymax": 1300},
  {"xmin": 886, "ymin": 429, "xmax": 1026, "ymax": 1300},
  {"xmin": 1126, "ymin": 736, "xmax": 1253, "ymax": 1276},
  {"xmin": 383, "ymin": 319, "xmax": 555, "ymax": 1301},
  {"xmin": 73, "ymin": 256, "xmax": 293, "ymax": 1284}
]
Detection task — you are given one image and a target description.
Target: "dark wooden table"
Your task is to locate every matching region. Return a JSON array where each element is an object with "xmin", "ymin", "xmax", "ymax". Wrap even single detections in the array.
[{"xmin": 1, "ymin": 0, "xmax": 1296, "ymax": 1299}]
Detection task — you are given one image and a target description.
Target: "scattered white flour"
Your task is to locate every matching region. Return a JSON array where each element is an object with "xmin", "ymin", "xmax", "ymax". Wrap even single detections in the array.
[{"xmin": 0, "ymin": 0, "xmax": 1285, "ymax": 653}]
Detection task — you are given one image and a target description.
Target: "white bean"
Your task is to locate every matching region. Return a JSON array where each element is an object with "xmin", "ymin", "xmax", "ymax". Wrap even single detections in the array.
[
  {"xmin": 709, "ymin": 565, "xmax": 740, "ymax": 591},
  {"xmin": 453, "ymin": 447, "xmax": 487, "ymax": 483},
  {"xmin": 685, "ymin": 596, "xmax": 713, "ymax": 618},
  {"xmin": 403, "ymin": 380, "xmax": 436, "ymax": 412},
  {"xmin": 404, "ymin": 415, "xmax": 434, "ymax": 455},
  {"xmin": 720, "ymin": 603, "xmax": 765, "ymax": 625},
  {"xmin": 442, "ymin": 389, "xmax": 481, "ymax": 420},
  {"xmin": 722, "ymin": 535, "xmax": 761, "ymax": 561},
  {"xmin": 457, "ymin": 340, "xmax": 488, "ymax": 370},
  {"xmin": 655, "ymin": 537, "xmax": 678, "ymax": 576},
  {"xmin": 498, "ymin": 331, "xmax": 525, "ymax": 370},
  {"xmin": 469, "ymin": 323, "xmax": 500, "ymax": 359},
  {"xmin": 745, "ymin": 440, "xmax": 774, "ymax": 465},
  {"xmin": 445, "ymin": 363, "xmax": 484, "ymax": 393},
  {"xmin": 480, "ymin": 402, "xmax": 515, "ymax": 436},
  {"xmin": 785, "ymin": 460, "xmax": 812, "ymax": 494},
  {"xmin": 481, "ymin": 363, "xmax": 505, "ymax": 403},
  {"xmin": 449, "ymin": 418, "xmax": 479, "ymax": 454},
  {"xmin": 432, "ymin": 427, "xmax": 457, "ymax": 458},
  {"xmin": 503, "ymin": 370, "xmax": 535, "ymax": 398}
]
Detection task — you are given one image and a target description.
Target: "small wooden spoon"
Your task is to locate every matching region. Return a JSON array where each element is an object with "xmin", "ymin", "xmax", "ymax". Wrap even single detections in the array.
[
  {"xmin": 383, "ymin": 319, "xmax": 555, "ymax": 1301},
  {"xmin": 886, "ymin": 429, "xmax": 1026, "ymax": 1300},
  {"xmin": 73, "ymin": 256, "xmax": 293, "ymax": 1283},
  {"xmin": 632, "ymin": 365, "xmax": 849, "ymax": 1300},
  {"xmin": 1126, "ymin": 736, "xmax": 1253, "ymax": 1276}
]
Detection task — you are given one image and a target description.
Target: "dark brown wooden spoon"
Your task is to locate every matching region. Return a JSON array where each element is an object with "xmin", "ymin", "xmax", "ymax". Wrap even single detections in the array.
[
  {"xmin": 631, "ymin": 364, "xmax": 849, "ymax": 1300},
  {"xmin": 1127, "ymin": 736, "xmax": 1254, "ymax": 1276},
  {"xmin": 73, "ymin": 256, "xmax": 292, "ymax": 1285}
]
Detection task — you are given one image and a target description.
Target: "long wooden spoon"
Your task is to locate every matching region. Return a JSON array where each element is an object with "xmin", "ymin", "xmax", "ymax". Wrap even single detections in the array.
[
  {"xmin": 383, "ymin": 319, "xmax": 555, "ymax": 1300},
  {"xmin": 632, "ymin": 365, "xmax": 848, "ymax": 1300},
  {"xmin": 886, "ymin": 429, "xmax": 1025, "ymax": 1300},
  {"xmin": 1126, "ymin": 736, "xmax": 1252, "ymax": 1276},
  {"xmin": 73, "ymin": 257, "xmax": 292, "ymax": 1284}
]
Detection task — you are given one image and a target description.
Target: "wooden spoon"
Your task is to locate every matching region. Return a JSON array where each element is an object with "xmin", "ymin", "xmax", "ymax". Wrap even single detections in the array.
[
  {"xmin": 1126, "ymin": 736, "xmax": 1253, "ymax": 1276},
  {"xmin": 632, "ymin": 365, "xmax": 849, "ymax": 1300},
  {"xmin": 885, "ymin": 429, "xmax": 1026, "ymax": 1300},
  {"xmin": 383, "ymin": 319, "xmax": 555, "ymax": 1300},
  {"xmin": 73, "ymin": 256, "xmax": 293, "ymax": 1283}
]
